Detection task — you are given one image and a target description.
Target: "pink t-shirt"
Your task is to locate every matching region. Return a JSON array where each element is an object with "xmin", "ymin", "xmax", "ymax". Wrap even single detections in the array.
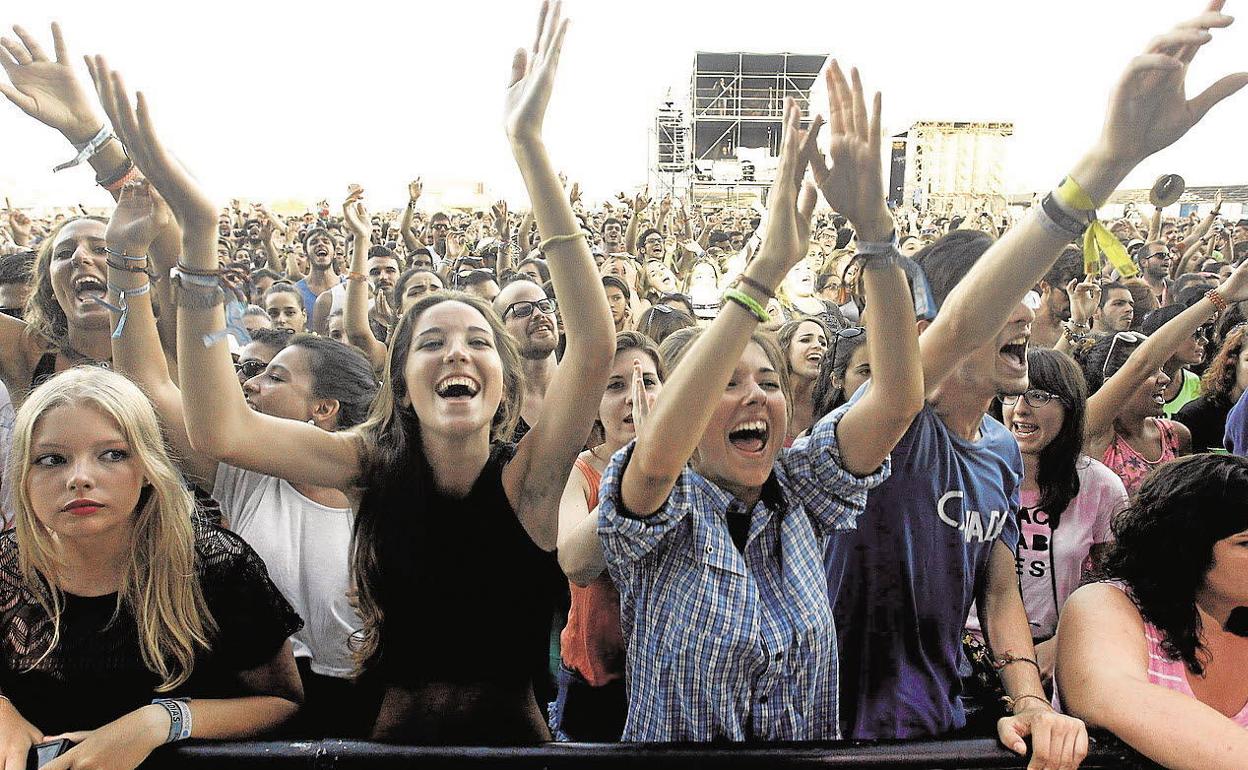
[
  {"xmin": 1101, "ymin": 418, "xmax": 1182, "ymax": 495},
  {"xmin": 966, "ymin": 457, "xmax": 1124, "ymax": 641}
]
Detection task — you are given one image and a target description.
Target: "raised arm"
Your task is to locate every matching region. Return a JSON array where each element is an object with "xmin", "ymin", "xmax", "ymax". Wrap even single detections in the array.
[
  {"xmin": 808, "ymin": 63, "xmax": 923, "ymax": 475},
  {"xmin": 0, "ymin": 24, "xmax": 131, "ymax": 201},
  {"xmin": 492, "ymin": 199, "xmax": 514, "ymax": 276},
  {"xmin": 918, "ymin": 3, "xmax": 1247, "ymax": 395},
  {"xmin": 341, "ymin": 190, "xmax": 388, "ymax": 370},
  {"xmin": 97, "ymin": 176, "xmax": 218, "ymax": 488},
  {"xmin": 621, "ymin": 100, "xmax": 820, "ymax": 516},
  {"xmin": 500, "ymin": 1, "xmax": 616, "ymax": 550},
  {"xmin": 1056, "ymin": 583, "xmax": 1248, "ymax": 769},
  {"xmin": 90, "ymin": 57, "xmax": 363, "ymax": 493},
  {"xmin": 399, "ymin": 179, "xmax": 423, "ymax": 254},
  {"xmin": 624, "ymin": 193, "xmax": 647, "ymax": 256},
  {"xmin": 1087, "ymin": 260, "xmax": 1248, "ymax": 444}
]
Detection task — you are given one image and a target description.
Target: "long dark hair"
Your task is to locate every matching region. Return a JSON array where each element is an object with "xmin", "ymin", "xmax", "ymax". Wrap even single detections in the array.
[
  {"xmin": 1096, "ymin": 454, "xmax": 1248, "ymax": 674},
  {"xmin": 286, "ymin": 334, "xmax": 378, "ymax": 429},
  {"xmin": 349, "ymin": 291, "xmax": 524, "ymax": 673},
  {"xmin": 1023, "ymin": 349, "xmax": 1086, "ymax": 527}
]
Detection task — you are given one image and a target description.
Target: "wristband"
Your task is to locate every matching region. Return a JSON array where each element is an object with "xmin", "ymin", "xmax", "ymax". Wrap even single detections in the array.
[
  {"xmin": 1206, "ymin": 288, "xmax": 1229, "ymax": 313},
  {"xmin": 731, "ymin": 274, "xmax": 775, "ymax": 299},
  {"xmin": 1052, "ymin": 176, "xmax": 1139, "ymax": 280},
  {"xmin": 1038, "ymin": 194, "xmax": 1087, "ymax": 238},
  {"xmin": 54, "ymin": 125, "xmax": 115, "ymax": 173},
  {"xmin": 151, "ymin": 698, "xmax": 192, "ymax": 743},
  {"xmin": 93, "ymin": 282, "xmax": 151, "ymax": 340},
  {"xmin": 722, "ymin": 287, "xmax": 770, "ymax": 323}
]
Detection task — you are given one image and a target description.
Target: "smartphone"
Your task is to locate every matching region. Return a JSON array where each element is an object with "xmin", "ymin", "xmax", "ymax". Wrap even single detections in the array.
[{"xmin": 30, "ymin": 739, "xmax": 74, "ymax": 768}]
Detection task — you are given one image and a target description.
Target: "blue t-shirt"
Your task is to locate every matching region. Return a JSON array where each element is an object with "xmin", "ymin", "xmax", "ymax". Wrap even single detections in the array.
[
  {"xmin": 1223, "ymin": 386, "xmax": 1248, "ymax": 454},
  {"xmin": 825, "ymin": 399, "xmax": 1021, "ymax": 739},
  {"xmin": 293, "ymin": 278, "xmax": 319, "ymax": 318}
]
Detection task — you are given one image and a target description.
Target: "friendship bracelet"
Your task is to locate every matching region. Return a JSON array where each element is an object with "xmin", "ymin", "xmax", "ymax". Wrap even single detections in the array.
[
  {"xmin": 722, "ymin": 287, "xmax": 770, "ymax": 324},
  {"xmin": 347, "ymin": 271, "xmax": 367, "ymax": 281},
  {"xmin": 1001, "ymin": 693, "xmax": 1053, "ymax": 715},
  {"xmin": 538, "ymin": 232, "xmax": 587, "ymax": 251},
  {"xmin": 102, "ymin": 164, "xmax": 141, "ymax": 195},
  {"xmin": 106, "ymin": 258, "xmax": 155, "ymax": 278},
  {"xmin": 53, "ymin": 125, "xmax": 115, "ymax": 173},
  {"xmin": 97, "ymin": 155, "xmax": 134, "ymax": 187},
  {"xmin": 731, "ymin": 274, "xmax": 776, "ymax": 299},
  {"xmin": 1206, "ymin": 288, "xmax": 1229, "ymax": 313},
  {"xmin": 993, "ymin": 651, "xmax": 1043, "ymax": 675},
  {"xmin": 92, "ymin": 281, "xmax": 151, "ymax": 340}
]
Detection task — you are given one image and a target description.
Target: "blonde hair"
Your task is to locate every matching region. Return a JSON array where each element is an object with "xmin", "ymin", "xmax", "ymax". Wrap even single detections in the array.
[{"xmin": 7, "ymin": 366, "xmax": 216, "ymax": 690}]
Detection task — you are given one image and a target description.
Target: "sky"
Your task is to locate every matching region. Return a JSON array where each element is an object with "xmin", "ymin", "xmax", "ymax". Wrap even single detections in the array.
[{"xmin": 2, "ymin": 0, "xmax": 1246, "ymax": 213}]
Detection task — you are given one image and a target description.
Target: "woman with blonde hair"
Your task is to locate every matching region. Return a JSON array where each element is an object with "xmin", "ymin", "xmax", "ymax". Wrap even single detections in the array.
[{"xmin": 0, "ymin": 367, "xmax": 302, "ymax": 770}]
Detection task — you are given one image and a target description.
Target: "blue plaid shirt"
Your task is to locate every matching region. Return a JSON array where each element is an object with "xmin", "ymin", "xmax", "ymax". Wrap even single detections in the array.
[{"xmin": 599, "ymin": 404, "xmax": 888, "ymax": 741}]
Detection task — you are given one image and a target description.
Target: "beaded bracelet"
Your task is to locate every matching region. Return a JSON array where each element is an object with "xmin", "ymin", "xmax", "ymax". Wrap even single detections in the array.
[
  {"xmin": 722, "ymin": 287, "xmax": 770, "ymax": 323},
  {"xmin": 1207, "ymin": 288, "xmax": 1229, "ymax": 313}
]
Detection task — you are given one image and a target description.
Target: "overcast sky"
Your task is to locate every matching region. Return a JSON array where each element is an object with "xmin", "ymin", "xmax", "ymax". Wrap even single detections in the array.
[{"xmin": 2, "ymin": 0, "xmax": 1246, "ymax": 212}]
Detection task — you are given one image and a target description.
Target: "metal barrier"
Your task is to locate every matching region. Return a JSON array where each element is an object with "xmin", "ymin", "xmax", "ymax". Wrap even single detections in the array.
[{"xmin": 139, "ymin": 733, "xmax": 1159, "ymax": 769}]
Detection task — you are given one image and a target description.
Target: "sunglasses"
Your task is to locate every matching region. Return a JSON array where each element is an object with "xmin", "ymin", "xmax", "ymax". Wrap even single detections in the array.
[
  {"xmin": 0, "ymin": 307, "xmax": 23, "ymax": 319},
  {"xmin": 1000, "ymin": 389, "xmax": 1065, "ymax": 409},
  {"xmin": 1103, "ymin": 330, "xmax": 1149, "ymax": 381},
  {"xmin": 503, "ymin": 298, "xmax": 557, "ymax": 320},
  {"xmin": 234, "ymin": 359, "xmax": 268, "ymax": 379},
  {"xmin": 828, "ymin": 326, "xmax": 866, "ymax": 369}
]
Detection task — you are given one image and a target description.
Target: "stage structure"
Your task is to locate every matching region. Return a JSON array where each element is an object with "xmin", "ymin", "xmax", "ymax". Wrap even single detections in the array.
[
  {"xmin": 888, "ymin": 121, "xmax": 1015, "ymax": 211},
  {"xmin": 649, "ymin": 51, "xmax": 827, "ymax": 208}
]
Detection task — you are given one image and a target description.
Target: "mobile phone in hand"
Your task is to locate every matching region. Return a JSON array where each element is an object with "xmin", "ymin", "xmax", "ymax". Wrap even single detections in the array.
[{"xmin": 30, "ymin": 739, "xmax": 74, "ymax": 768}]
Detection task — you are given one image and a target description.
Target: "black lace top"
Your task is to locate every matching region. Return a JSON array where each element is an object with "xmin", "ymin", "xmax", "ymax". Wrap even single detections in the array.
[{"xmin": 0, "ymin": 517, "xmax": 303, "ymax": 735}]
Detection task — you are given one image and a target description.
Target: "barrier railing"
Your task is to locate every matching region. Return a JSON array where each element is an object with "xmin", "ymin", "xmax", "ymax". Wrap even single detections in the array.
[{"xmin": 137, "ymin": 733, "xmax": 1160, "ymax": 769}]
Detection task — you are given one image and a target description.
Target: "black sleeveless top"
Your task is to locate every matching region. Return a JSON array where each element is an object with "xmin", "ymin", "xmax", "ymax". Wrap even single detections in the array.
[{"xmin": 367, "ymin": 443, "xmax": 562, "ymax": 686}]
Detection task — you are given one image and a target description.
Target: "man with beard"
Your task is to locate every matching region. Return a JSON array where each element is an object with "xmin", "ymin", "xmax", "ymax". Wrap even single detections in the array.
[
  {"xmin": 600, "ymin": 217, "xmax": 627, "ymax": 257},
  {"xmin": 315, "ymin": 246, "xmax": 401, "ymax": 338},
  {"xmin": 1137, "ymin": 241, "xmax": 1171, "ymax": 304},
  {"xmin": 294, "ymin": 227, "xmax": 342, "ymax": 318},
  {"xmin": 1030, "ymin": 247, "xmax": 1084, "ymax": 348},
  {"xmin": 493, "ymin": 278, "xmax": 559, "ymax": 444}
]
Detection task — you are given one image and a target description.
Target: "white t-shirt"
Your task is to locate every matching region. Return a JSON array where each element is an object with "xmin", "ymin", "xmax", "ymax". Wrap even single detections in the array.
[{"xmin": 213, "ymin": 463, "xmax": 358, "ymax": 677}]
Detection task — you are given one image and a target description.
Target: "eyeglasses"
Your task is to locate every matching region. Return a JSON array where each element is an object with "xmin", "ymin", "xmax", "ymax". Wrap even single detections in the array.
[
  {"xmin": 1103, "ymin": 330, "xmax": 1149, "ymax": 381},
  {"xmin": 828, "ymin": 326, "xmax": 866, "ymax": 369},
  {"xmin": 431, "ymin": 223, "xmax": 450, "ymax": 231},
  {"xmin": 234, "ymin": 359, "xmax": 268, "ymax": 379},
  {"xmin": 999, "ymin": 389, "xmax": 1065, "ymax": 409},
  {"xmin": 503, "ymin": 298, "xmax": 557, "ymax": 320}
]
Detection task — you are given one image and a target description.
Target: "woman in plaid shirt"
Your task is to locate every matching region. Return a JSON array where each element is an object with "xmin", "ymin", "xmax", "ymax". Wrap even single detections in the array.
[{"xmin": 599, "ymin": 66, "xmax": 926, "ymax": 741}]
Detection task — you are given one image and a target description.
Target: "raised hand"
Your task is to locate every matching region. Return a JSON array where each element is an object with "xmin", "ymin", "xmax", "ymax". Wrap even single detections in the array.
[
  {"xmin": 492, "ymin": 199, "xmax": 509, "ymax": 228},
  {"xmin": 105, "ymin": 178, "xmax": 176, "ymax": 257},
  {"xmin": 750, "ymin": 98, "xmax": 821, "ymax": 280},
  {"xmin": 1099, "ymin": 1, "xmax": 1247, "ymax": 166},
  {"xmin": 1065, "ymin": 277, "xmax": 1102, "ymax": 325},
  {"xmin": 808, "ymin": 61, "xmax": 893, "ymax": 242},
  {"xmin": 632, "ymin": 192, "xmax": 651, "ymax": 214},
  {"xmin": 408, "ymin": 178, "xmax": 422, "ymax": 201},
  {"xmin": 569, "ymin": 181, "xmax": 582, "ymax": 205},
  {"xmin": 0, "ymin": 24, "xmax": 102, "ymax": 144},
  {"xmin": 504, "ymin": 0, "xmax": 568, "ymax": 143},
  {"xmin": 342, "ymin": 188, "xmax": 370, "ymax": 237},
  {"xmin": 86, "ymin": 56, "xmax": 216, "ymax": 237},
  {"xmin": 629, "ymin": 358, "xmax": 652, "ymax": 434},
  {"xmin": 4, "ymin": 197, "xmax": 31, "ymax": 245}
]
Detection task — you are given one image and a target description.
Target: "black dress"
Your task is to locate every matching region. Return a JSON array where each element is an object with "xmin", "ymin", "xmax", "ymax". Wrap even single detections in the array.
[
  {"xmin": 362, "ymin": 443, "xmax": 564, "ymax": 743},
  {"xmin": 0, "ymin": 517, "xmax": 303, "ymax": 735}
]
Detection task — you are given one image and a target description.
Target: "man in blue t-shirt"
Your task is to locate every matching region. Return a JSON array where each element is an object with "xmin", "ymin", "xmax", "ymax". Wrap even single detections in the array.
[{"xmin": 827, "ymin": 228, "xmax": 1090, "ymax": 763}]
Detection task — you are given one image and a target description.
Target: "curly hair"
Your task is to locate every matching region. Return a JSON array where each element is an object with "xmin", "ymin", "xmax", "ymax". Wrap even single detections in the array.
[
  {"xmin": 1095, "ymin": 454, "xmax": 1248, "ymax": 675},
  {"xmin": 1199, "ymin": 324, "xmax": 1248, "ymax": 407}
]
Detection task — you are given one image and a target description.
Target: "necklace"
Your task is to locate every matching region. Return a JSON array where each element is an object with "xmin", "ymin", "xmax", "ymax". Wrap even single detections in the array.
[{"xmin": 58, "ymin": 342, "xmax": 111, "ymax": 369}]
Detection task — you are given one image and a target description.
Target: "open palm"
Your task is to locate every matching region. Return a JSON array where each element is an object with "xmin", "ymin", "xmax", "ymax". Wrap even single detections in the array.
[
  {"xmin": 0, "ymin": 24, "xmax": 101, "ymax": 141},
  {"xmin": 503, "ymin": 1, "xmax": 568, "ymax": 142}
]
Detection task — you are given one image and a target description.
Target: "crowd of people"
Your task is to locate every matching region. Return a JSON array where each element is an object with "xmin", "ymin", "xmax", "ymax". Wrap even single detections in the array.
[{"xmin": 0, "ymin": 2, "xmax": 1246, "ymax": 769}]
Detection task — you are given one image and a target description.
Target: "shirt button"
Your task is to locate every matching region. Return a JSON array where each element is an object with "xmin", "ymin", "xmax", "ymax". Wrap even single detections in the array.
[{"xmin": 706, "ymin": 545, "xmax": 713, "ymax": 554}]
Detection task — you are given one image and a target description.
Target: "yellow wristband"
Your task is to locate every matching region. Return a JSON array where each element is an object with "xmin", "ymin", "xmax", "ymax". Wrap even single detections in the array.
[
  {"xmin": 1056, "ymin": 176, "xmax": 1139, "ymax": 280},
  {"xmin": 722, "ymin": 288, "xmax": 770, "ymax": 324}
]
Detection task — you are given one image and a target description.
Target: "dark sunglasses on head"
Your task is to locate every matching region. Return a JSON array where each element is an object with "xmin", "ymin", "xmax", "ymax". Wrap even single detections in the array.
[
  {"xmin": 503, "ymin": 298, "xmax": 557, "ymax": 320},
  {"xmin": 0, "ymin": 307, "xmax": 23, "ymax": 319},
  {"xmin": 828, "ymin": 325, "xmax": 866, "ymax": 365},
  {"xmin": 234, "ymin": 360, "xmax": 268, "ymax": 379}
]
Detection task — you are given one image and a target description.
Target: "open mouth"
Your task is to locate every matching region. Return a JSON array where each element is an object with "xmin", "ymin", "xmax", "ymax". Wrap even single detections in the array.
[
  {"xmin": 1011, "ymin": 420, "xmax": 1039, "ymax": 438},
  {"xmin": 728, "ymin": 419, "xmax": 769, "ymax": 454},
  {"xmin": 436, "ymin": 375, "xmax": 481, "ymax": 400},
  {"xmin": 806, "ymin": 351, "xmax": 824, "ymax": 365},
  {"xmin": 73, "ymin": 275, "xmax": 107, "ymax": 305},
  {"xmin": 998, "ymin": 338, "xmax": 1027, "ymax": 370},
  {"xmin": 1152, "ymin": 388, "xmax": 1167, "ymax": 406}
]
